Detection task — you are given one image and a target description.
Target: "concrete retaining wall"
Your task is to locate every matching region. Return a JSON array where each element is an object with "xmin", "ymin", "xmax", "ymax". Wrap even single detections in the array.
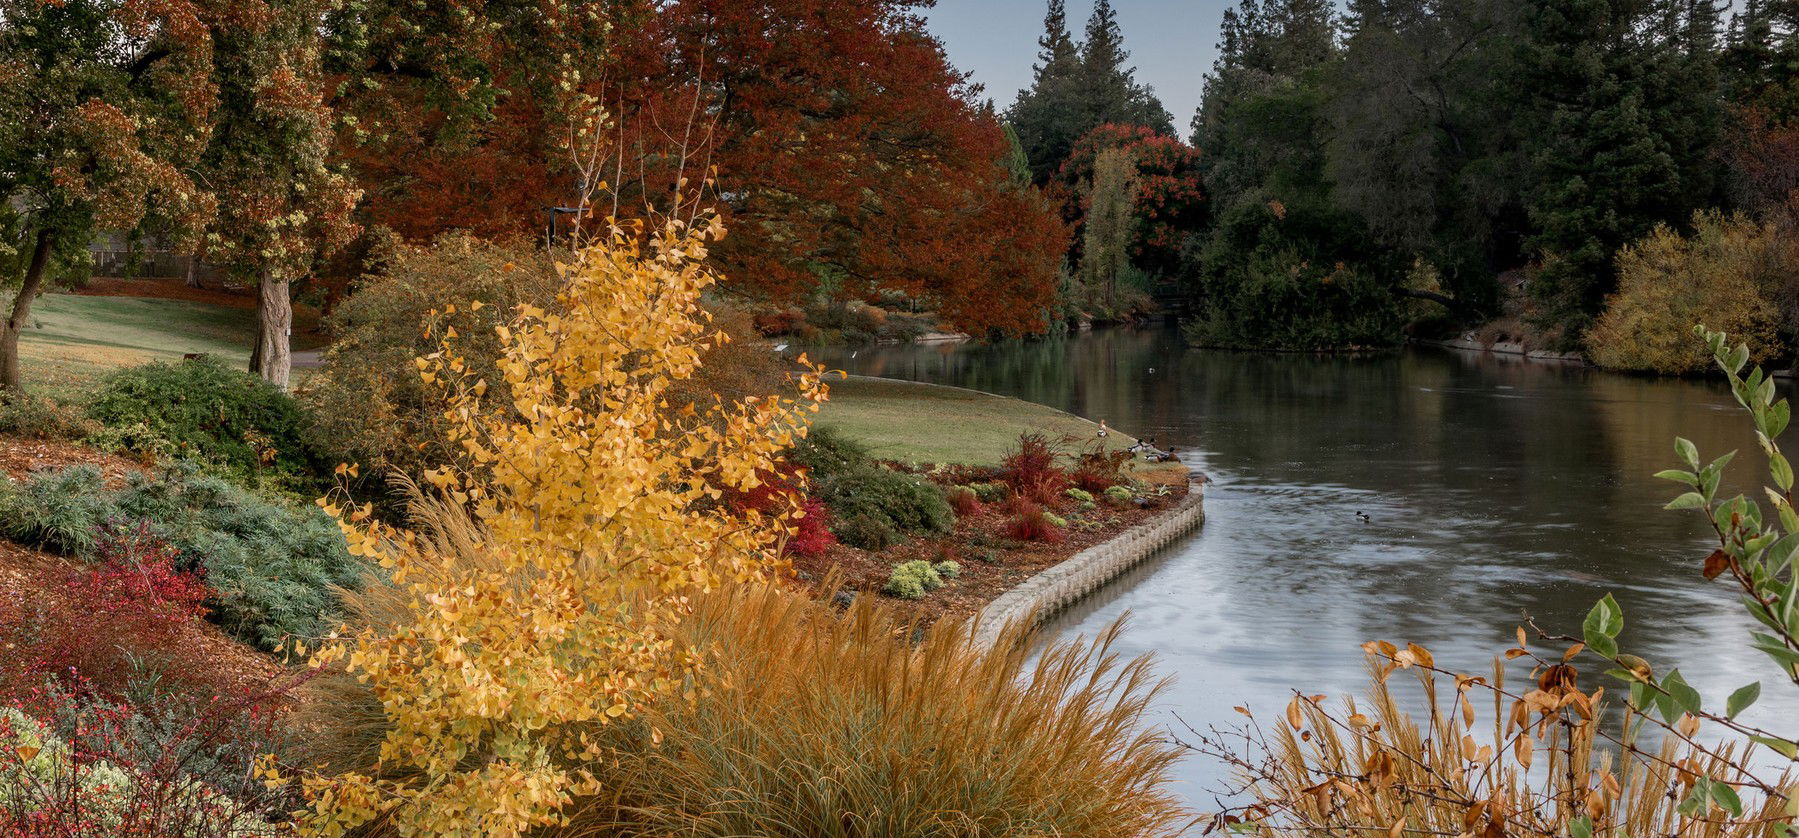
[{"xmin": 970, "ymin": 481, "xmax": 1206, "ymax": 648}]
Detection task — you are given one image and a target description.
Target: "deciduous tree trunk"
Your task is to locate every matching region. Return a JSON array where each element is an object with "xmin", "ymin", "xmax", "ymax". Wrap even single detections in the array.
[
  {"xmin": 249, "ymin": 271, "xmax": 291, "ymax": 390},
  {"xmin": 1, "ymin": 229, "xmax": 54, "ymax": 392}
]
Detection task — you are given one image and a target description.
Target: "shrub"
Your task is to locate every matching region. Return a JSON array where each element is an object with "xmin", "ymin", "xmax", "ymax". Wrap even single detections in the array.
[
  {"xmin": 81, "ymin": 421, "xmax": 174, "ymax": 463},
  {"xmin": 0, "ymin": 391, "xmax": 98, "ymax": 441},
  {"xmin": 0, "ymin": 465, "xmax": 111, "ymax": 554},
  {"xmin": 1104, "ymin": 485, "xmax": 1135, "ymax": 505},
  {"xmin": 1003, "ymin": 501, "xmax": 1065, "ymax": 544},
  {"xmin": 794, "ymin": 425, "xmax": 953, "ymax": 536},
  {"xmin": 0, "ymin": 523, "xmax": 211, "ymax": 700},
  {"xmin": 883, "ymin": 559, "xmax": 946, "ymax": 599},
  {"xmin": 1065, "ymin": 487, "xmax": 1094, "ymax": 504},
  {"xmin": 832, "ymin": 513, "xmax": 900, "ymax": 552},
  {"xmin": 0, "ymin": 465, "xmax": 362, "ymax": 652},
  {"xmin": 1587, "ymin": 211, "xmax": 1795, "ymax": 374},
  {"xmin": 966, "ymin": 481, "xmax": 1008, "ymax": 503},
  {"xmin": 303, "ymin": 233, "xmax": 789, "ymax": 487},
  {"xmin": 946, "ymin": 485, "xmax": 981, "ymax": 516},
  {"xmin": 86, "ymin": 357, "xmax": 325, "ymax": 484},
  {"xmin": 1071, "ymin": 441, "xmax": 1134, "ymax": 493},
  {"xmin": 933, "ymin": 560, "xmax": 960, "ymax": 579},
  {"xmin": 786, "ymin": 497, "xmax": 836, "ymax": 558},
  {"xmin": 0, "ymin": 684, "xmax": 294, "ymax": 837},
  {"xmin": 1001, "ymin": 432, "xmax": 1070, "ymax": 504}
]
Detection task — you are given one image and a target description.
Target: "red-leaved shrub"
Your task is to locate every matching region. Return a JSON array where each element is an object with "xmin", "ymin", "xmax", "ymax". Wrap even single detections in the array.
[
  {"xmin": 786, "ymin": 497, "xmax": 837, "ymax": 558},
  {"xmin": 1003, "ymin": 501, "xmax": 1064, "ymax": 544},
  {"xmin": 1001, "ymin": 432, "xmax": 1070, "ymax": 504},
  {"xmin": 0, "ymin": 522, "xmax": 212, "ymax": 700},
  {"xmin": 1070, "ymin": 441, "xmax": 1134, "ymax": 493},
  {"xmin": 946, "ymin": 486, "xmax": 981, "ymax": 516}
]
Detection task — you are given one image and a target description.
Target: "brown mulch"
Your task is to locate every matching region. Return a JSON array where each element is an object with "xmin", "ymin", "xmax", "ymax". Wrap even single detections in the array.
[
  {"xmin": 76, "ymin": 276, "xmax": 260, "ymax": 309},
  {"xmin": 0, "ymin": 436, "xmax": 146, "ymax": 488},
  {"xmin": 788, "ymin": 481, "xmax": 1190, "ymax": 625}
]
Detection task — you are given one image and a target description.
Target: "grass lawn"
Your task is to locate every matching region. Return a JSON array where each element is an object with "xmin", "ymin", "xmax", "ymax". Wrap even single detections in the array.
[
  {"xmin": 818, "ymin": 374, "xmax": 1145, "ymax": 467},
  {"xmin": 15, "ymin": 293, "xmax": 323, "ymax": 402}
]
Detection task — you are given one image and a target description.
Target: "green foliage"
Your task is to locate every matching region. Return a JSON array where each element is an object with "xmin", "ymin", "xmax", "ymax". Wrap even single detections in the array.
[
  {"xmin": 0, "ymin": 391, "xmax": 97, "ymax": 441},
  {"xmin": 300, "ymin": 233, "xmax": 561, "ymax": 482},
  {"xmin": 0, "ymin": 464, "xmax": 362, "ymax": 652},
  {"xmin": 883, "ymin": 559, "xmax": 946, "ymax": 599},
  {"xmin": 934, "ymin": 560, "xmax": 961, "ymax": 579},
  {"xmin": 832, "ymin": 513, "xmax": 900, "ymax": 552},
  {"xmin": 0, "ymin": 466, "xmax": 112, "ymax": 555},
  {"xmin": 1103, "ymin": 484, "xmax": 1135, "ymax": 505},
  {"xmin": 967, "ymin": 481, "xmax": 1009, "ymax": 503},
  {"xmin": 1184, "ymin": 198, "xmax": 1406, "ymax": 349},
  {"xmin": 1587, "ymin": 211, "xmax": 1795, "ymax": 373},
  {"xmin": 1065, "ymin": 487, "xmax": 1095, "ymax": 503},
  {"xmin": 792, "ymin": 425, "xmax": 953, "ymax": 536},
  {"xmin": 87, "ymin": 357, "xmax": 324, "ymax": 485}
]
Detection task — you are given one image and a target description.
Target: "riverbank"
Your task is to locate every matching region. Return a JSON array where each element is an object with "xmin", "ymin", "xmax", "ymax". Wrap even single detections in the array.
[{"xmin": 1414, "ymin": 334, "xmax": 1798, "ymax": 380}]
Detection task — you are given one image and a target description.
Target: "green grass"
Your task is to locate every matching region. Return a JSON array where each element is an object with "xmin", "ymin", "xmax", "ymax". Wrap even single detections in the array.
[
  {"xmin": 15, "ymin": 293, "xmax": 322, "ymax": 402},
  {"xmin": 817, "ymin": 374, "xmax": 1139, "ymax": 466}
]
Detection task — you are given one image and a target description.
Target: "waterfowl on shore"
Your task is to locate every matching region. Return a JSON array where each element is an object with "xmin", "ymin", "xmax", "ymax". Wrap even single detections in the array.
[
  {"xmin": 1096, "ymin": 420, "xmax": 1109, "ymax": 438},
  {"xmin": 1128, "ymin": 438, "xmax": 1154, "ymax": 454}
]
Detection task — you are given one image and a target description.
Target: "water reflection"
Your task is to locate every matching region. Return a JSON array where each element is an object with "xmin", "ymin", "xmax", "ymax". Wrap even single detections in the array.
[{"xmin": 813, "ymin": 328, "xmax": 1797, "ymax": 802}]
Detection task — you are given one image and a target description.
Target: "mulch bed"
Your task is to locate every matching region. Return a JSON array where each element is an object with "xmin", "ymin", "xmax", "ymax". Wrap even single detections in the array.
[
  {"xmin": 0, "ymin": 436, "xmax": 146, "ymax": 488},
  {"xmin": 788, "ymin": 478, "xmax": 1190, "ymax": 625}
]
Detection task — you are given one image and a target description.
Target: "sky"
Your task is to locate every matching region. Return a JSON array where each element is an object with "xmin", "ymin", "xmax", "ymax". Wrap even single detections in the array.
[{"xmin": 920, "ymin": 1, "xmax": 1231, "ymax": 139}]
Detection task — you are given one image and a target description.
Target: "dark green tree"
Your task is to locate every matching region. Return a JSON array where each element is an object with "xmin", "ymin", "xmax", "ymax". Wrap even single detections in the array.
[{"xmin": 1077, "ymin": 0, "xmax": 1173, "ymax": 135}]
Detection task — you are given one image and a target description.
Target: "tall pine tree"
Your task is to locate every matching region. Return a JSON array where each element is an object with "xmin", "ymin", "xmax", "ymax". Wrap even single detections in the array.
[{"xmin": 1008, "ymin": 0, "xmax": 1171, "ymax": 183}]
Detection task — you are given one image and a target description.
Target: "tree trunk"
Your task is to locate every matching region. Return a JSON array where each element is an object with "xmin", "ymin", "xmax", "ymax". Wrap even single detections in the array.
[
  {"xmin": 185, "ymin": 243, "xmax": 205, "ymax": 289},
  {"xmin": 250, "ymin": 271, "xmax": 292, "ymax": 390},
  {"xmin": 1, "ymin": 229, "xmax": 54, "ymax": 392}
]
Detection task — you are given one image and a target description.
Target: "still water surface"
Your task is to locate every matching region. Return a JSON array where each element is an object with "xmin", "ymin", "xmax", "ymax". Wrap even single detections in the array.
[{"xmin": 813, "ymin": 327, "xmax": 1798, "ymax": 802}]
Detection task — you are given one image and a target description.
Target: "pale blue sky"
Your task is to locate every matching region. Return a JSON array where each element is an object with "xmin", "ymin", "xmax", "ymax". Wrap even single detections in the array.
[{"xmin": 921, "ymin": 1, "xmax": 1229, "ymax": 136}]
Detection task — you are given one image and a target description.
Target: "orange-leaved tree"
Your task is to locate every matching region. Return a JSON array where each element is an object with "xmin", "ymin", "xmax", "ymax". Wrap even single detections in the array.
[{"xmin": 280, "ymin": 205, "xmax": 827, "ymax": 837}]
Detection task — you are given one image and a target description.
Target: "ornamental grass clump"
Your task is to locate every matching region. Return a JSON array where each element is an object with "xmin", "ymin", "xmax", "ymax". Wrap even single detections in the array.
[
  {"xmin": 282, "ymin": 209, "xmax": 828, "ymax": 837},
  {"xmin": 579, "ymin": 583, "xmax": 1192, "ymax": 837}
]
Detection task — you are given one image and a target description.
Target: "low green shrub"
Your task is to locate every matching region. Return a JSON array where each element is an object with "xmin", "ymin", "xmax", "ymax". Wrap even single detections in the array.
[
  {"xmin": 832, "ymin": 513, "xmax": 900, "ymax": 552},
  {"xmin": 966, "ymin": 481, "xmax": 1008, "ymax": 503},
  {"xmin": 0, "ymin": 464, "xmax": 363, "ymax": 652},
  {"xmin": 793, "ymin": 425, "xmax": 953, "ymax": 536},
  {"xmin": 83, "ymin": 421, "xmax": 175, "ymax": 461},
  {"xmin": 1104, "ymin": 485, "xmax": 1135, "ymax": 505},
  {"xmin": 933, "ymin": 560, "xmax": 960, "ymax": 579},
  {"xmin": 0, "ymin": 466, "xmax": 112, "ymax": 555},
  {"xmin": 0, "ymin": 391, "xmax": 98, "ymax": 441},
  {"xmin": 87, "ymin": 357, "xmax": 326, "ymax": 484},
  {"xmin": 1065, "ymin": 487, "xmax": 1095, "ymax": 504},
  {"xmin": 883, "ymin": 559, "xmax": 946, "ymax": 600},
  {"xmin": 1044, "ymin": 510, "xmax": 1069, "ymax": 528}
]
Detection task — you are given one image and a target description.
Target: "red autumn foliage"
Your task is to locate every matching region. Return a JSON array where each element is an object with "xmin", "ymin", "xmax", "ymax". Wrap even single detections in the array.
[
  {"xmin": 1069, "ymin": 441, "xmax": 1134, "ymax": 493},
  {"xmin": 336, "ymin": 0, "xmax": 1068, "ymax": 337},
  {"xmin": 726, "ymin": 465, "xmax": 837, "ymax": 559},
  {"xmin": 946, "ymin": 485, "xmax": 981, "ymax": 516},
  {"xmin": 0, "ymin": 522, "xmax": 212, "ymax": 701},
  {"xmin": 787, "ymin": 497, "xmax": 837, "ymax": 558},
  {"xmin": 1001, "ymin": 432, "xmax": 1070, "ymax": 504},
  {"xmin": 1002, "ymin": 501, "xmax": 1064, "ymax": 545},
  {"xmin": 1055, "ymin": 123, "xmax": 1206, "ymax": 275}
]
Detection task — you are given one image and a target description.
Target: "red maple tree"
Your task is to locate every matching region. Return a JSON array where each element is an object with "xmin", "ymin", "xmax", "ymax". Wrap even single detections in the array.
[{"xmin": 1055, "ymin": 123, "xmax": 1205, "ymax": 276}]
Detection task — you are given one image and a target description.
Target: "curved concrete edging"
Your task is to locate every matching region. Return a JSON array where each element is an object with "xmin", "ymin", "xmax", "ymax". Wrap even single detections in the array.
[{"xmin": 971, "ymin": 481, "xmax": 1206, "ymax": 649}]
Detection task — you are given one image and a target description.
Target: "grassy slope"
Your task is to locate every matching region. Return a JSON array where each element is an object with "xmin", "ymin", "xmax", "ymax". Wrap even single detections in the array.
[
  {"xmin": 817, "ymin": 374, "xmax": 1143, "ymax": 467},
  {"xmin": 16, "ymin": 293, "xmax": 322, "ymax": 401}
]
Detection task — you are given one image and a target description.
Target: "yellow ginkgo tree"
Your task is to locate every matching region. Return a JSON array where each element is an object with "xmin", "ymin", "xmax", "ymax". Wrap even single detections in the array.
[{"xmin": 281, "ymin": 209, "xmax": 827, "ymax": 837}]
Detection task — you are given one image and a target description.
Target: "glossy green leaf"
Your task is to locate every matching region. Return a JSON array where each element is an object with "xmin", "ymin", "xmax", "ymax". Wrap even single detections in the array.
[{"xmin": 1726, "ymin": 682, "xmax": 1760, "ymax": 719}]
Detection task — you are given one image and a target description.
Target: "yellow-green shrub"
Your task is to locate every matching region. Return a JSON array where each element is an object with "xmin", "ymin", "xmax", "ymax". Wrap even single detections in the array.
[{"xmin": 1586, "ymin": 211, "xmax": 1795, "ymax": 373}]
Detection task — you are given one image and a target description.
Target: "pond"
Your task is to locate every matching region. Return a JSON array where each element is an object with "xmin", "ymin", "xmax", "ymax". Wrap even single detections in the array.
[{"xmin": 812, "ymin": 326, "xmax": 1799, "ymax": 803}]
